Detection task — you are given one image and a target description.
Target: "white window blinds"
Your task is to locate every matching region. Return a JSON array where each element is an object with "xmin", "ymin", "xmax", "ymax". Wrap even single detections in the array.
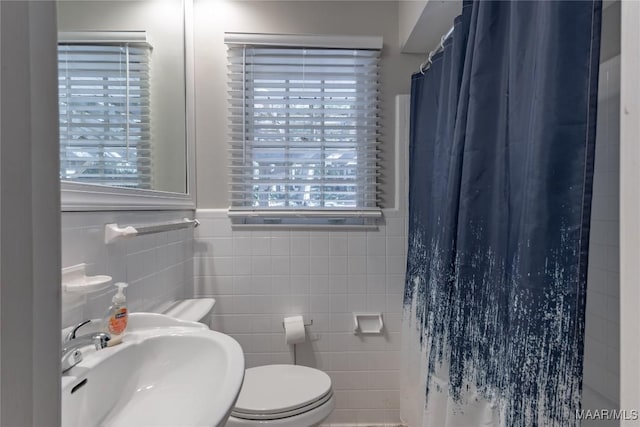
[
  {"xmin": 58, "ymin": 43, "xmax": 151, "ymax": 188},
  {"xmin": 226, "ymin": 35, "xmax": 382, "ymax": 224}
]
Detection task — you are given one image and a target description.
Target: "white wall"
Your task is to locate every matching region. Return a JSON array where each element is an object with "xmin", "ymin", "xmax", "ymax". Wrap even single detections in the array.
[
  {"xmin": 398, "ymin": 0, "xmax": 461, "ymax": 54},
  {"xmin": 398, "ymin": 0, "xmax": 427, "ymax": 48},
  {"xmin": 582, "ymin": 2, "xmax": 621, "ymax": 422},
  {"xmin": 0, "ymin": 2, "xmax": 61, "ymax": 425},
  {"xmin": 192, "ymin": 98, "xmax": 410, "ymax": 426},
  {"xmin": 61, "ymin": 211, "xmax": 194, "ymax": 328},
  {"xmin": 57, "ymin": 0, "xmax": 187, "ymax": 193},
  {"xmin": 193, "ymin": 0, "xmax": 422, "ymax": 209},
  {"xmin": 194, "ymin": 210, "xmax": 406, "ymax": 426},
  {"xmin": 619, "ymin": 1, "xmax": 640, "ymax": 424},
  {"xmin": 583, "ymin": 54, "xmax": 620, "ymax": 422}
]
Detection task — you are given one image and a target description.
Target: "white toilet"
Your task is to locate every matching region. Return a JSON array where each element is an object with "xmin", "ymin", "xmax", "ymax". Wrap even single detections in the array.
[{"xmin": 160, "ymin": 298, "xmax": 335, "ymax": 427}]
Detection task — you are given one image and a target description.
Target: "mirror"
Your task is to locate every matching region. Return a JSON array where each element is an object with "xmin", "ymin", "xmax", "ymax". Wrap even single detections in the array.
[{"xmin": 57, "ymin": 0, "xmax": 187, "ymax": 194}]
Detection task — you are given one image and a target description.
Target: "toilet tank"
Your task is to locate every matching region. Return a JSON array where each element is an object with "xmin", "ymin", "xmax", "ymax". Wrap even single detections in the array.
[{"xmin": 160, "ymin": 298, "xmax": 216, "ymax": 326}]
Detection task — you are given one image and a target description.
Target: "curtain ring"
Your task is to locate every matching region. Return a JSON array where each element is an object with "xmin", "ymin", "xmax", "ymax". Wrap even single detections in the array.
[{"xmin": 419, "ymin": 51, "xmax": 435, "ymax": 75}]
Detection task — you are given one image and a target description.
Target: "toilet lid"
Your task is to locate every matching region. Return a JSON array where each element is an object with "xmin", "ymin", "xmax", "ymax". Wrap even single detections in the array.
[
  {"xmin": 233, "ymin": 365, "xmax": 332, "ymax": 416},
  {"xmin": 160, "ymin": 298, "xmax": 215, "ymax": 323}
]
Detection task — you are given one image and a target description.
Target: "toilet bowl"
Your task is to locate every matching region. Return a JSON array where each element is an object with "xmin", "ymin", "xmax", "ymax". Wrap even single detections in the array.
[
  {"xmin": 226, "ymin": 364, "xmax": 335, "ymax": 427},
  {"xmin": 160, "ymin": 299, "xmax": 335, "ymax": 427}
]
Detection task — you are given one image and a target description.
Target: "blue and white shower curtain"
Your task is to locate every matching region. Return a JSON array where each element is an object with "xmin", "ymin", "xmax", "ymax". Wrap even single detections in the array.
[{"xmin": 400, "ymin": 1, "xmax": 602, "ymax": 426}]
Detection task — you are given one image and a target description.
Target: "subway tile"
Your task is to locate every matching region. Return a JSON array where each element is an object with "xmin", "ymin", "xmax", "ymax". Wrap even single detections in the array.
[
  {"xmin": 61, "ymin": 228, "xmax": 86, "ymax": 267},
  {"xmin": 126, "ymin": 250, "xmax": 150, "ymax": 282},
  {"xmin": 310, "ymin": 235, "xmax": 329, "ymax": 256},
  {"xmin": 194, "ymin": 276, "xmax": 233, "ymax": 296},
  {"xmin": 387, "ymin": 256, "xmax": 406, "ymax": 275},
  {"xmin": 329, "ymin": 294, "xmax": 348, "ymax": 313},
  {"xmin": 384, "ymin": 313, "xmax": 402, "ymax": 333},
  {"xmin": 329, "ymin": 313, "xmax": 353, "ymax": 333},
  {"xmin": 309, "ymin": 256, "xmax": 329, "ymax": 275},
  {"xmin": 309, "ymin": 275, "xmax": 330, "ymax": 294},
  {"xmin": 348, "ymin": 236, "xmax": 367, "ymax": 256},
  {"xmin": 310, "ymin": 294, "xmax": 330, "ymax": 313},
  {"xmin": 271, "ymin": 256, "xmax": 291, "ymax": 275},
  {"xmin": 329, "ymin": 236, "xmax": 348, "ymax": 256},
  {"xmin": 367, "ymin": 294, "xmax": 387, "ymax": 312},
  {"xmin": 195, "ymin": 218, "xmax": 232, "ymax": 238},
  {"xmin": 347, "ymin": 294, "xmax": 367, "ymax": 312},
  {"xmin": 234, "ymin": 295, "xmax": 272, "ymax": 314},
  {"xmin": 251, "ymin": 237, "xmax": 271, "ymax": 256},
  {"xmin": 329, "ymin": 352, "xmax": 351, "ymax": 371},
  {"xmin": 367, "ymin": 256, "xmax": 387, "ymax": 275},
  {"xmin": 251, "ymin": 256, "xmax": 272, "ymax": 275},
  {"xmin": 233, "ymin": 237, "xmax": 253, "ymax": 256},
  {"xmin": 291, "ymin": 236, "xmax": 311, "ymax": 256},
  {"xmin": 271, "ymin": 275, "xmax": 292, "ymax": 295},
  {"xmin": 347, "ymin": 275, "xmax": 367, "ymax": 294},
  {"xmin": 328, "ymin": 275, "xmax": 348, "ymax": 294},
  {"xmin": 386, "ymin": 274, "xmax": 405, "ymax": 295},
  {"xmin": 207, "ymin": 256, "xmax": 236, "ymax": 276},
  {"xmin": 367, "ymin": 236, "xmax": 387, "ymax": 257},
  {"xmin": 250, "ymin": 276, "xmax": 273, "ymax": 295},
  {"xmin": 251, "ymin": 315, "xmax": 274, "ymax": 334},
  {"xmin": 386, "ymin": 294, "xmax": 403, "ymax": 313},
  {"xmin": 290, "ymin": 257, "xmax": 311, "ymax": 275},
  {"xmin": 310, "ymin": 334, "xmax": 331, "ymax": 352},
  {"xmin": 385, "ymin": 217, "xmax": 406, "ymax": 237},
  {"xmin": 329, "ymin": 257, "xmax": 348, "ymax": 275},
  {"xmin": 348, "ymin": 257, "xmax": 366, "ymax": 275},
  {"xmin": 198, "ymin": 237, "xmax": 233, "ymax": 257},
  {"xmin": 211, "ymin": 295, "xmax": 234, "ymax": 315},
  {"xmin": 310, "ymin": 314, "xmax": 330, "ymax": 333},
  {"xmin": 387, "ymin": 237, "xmax": 407, "ymax": 257},
  {"xmin": 286, "ymin": 294, "xmax": 310, "ymax": 314},
  {"xmin": 271, "ymin": 237, "xmax": 290, "ymax": 256},
  {"xmin": 290, "ymin": 275, "xmax": 310, "ymax": 294},
  {"xmin": 367, "ymin": 275, "xmax": 387, "ymax": 294},
  {"xmin": 232, "ymin": 256, "xmax": 252, "ymax": 276},
  {"xmin": 247, "ymin": 230, "xmax": 267, "ymax": 240},
  {"xmin": 64, "ymin": 208, "xmax": 418, "ymax": 423}
]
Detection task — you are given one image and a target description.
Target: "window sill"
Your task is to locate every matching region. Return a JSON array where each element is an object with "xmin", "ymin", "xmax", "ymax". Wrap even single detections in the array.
[
  {"xmin": 61, "ymin": 181, "xmax": 195, "ymax": 211},
  {"xmin": 227, "ymin": 208, "xmax": 382, "ymax": 230}
]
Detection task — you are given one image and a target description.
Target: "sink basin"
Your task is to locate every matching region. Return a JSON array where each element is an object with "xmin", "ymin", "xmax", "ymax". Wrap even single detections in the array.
[{"xmin": 61, "ymin": 313, "xmax": 244, "ymax": 427}]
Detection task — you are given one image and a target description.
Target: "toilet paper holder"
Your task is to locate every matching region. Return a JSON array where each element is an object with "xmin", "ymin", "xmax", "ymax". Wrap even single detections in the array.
[{"xmin": 282, "ymin": 318, "xmax": 313, "ymax": 366}]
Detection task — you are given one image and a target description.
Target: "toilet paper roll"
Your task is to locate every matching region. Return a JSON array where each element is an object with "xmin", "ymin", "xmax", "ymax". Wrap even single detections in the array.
[{"xmin": 284, "ymin": 316, "xmax": 306, "ymax": 345}]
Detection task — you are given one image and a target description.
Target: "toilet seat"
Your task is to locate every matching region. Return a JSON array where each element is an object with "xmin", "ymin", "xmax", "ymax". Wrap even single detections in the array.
[
  {"xmin": 231, "ymin": 389, "xmax": 333, "ymax": 421},
  {"xmin": 231, "ymin": 365, "xmax": 332, "ymax": 421}
]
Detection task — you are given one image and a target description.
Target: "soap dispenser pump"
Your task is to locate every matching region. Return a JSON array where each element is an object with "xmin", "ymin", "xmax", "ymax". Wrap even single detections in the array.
[{"xmin": 104, "ymin": 282, "xmax": 128, "ymax": 346}]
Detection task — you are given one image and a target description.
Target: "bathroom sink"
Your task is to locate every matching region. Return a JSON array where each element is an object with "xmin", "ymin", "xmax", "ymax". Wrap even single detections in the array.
[{"xmin": 61, "ymin": 313, "xmax": 244, "ymax": 427}]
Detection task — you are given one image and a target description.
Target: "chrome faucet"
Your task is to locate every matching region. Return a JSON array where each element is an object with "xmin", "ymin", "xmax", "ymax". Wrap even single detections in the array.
[{"xmin": 61, "ymin": 320, "xmax": 110, "ymax": 373}]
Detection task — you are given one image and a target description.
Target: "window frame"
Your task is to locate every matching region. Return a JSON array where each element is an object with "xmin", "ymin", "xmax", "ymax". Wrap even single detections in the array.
[
  {"xmin": 224, "ymin": 33, "xmax": 383, "ymax": 227},
  {"xmin": 60, "ymin": 0, "xmax": 196, "ymax": 212}
]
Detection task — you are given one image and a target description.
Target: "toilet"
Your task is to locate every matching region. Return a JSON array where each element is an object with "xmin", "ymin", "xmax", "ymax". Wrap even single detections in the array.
[{"xmin": 160, "ymin": 298, "xmax": 335, "ymax": 427}]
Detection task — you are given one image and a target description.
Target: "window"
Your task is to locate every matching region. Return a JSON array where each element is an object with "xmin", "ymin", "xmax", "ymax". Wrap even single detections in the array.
[
  {"xmin": 225, "ymin": 33, "xmax": 382, "ymax": 226},
  {"xmin": 58, "ymin": 39, "xmax": 151, "ymax": 188}
]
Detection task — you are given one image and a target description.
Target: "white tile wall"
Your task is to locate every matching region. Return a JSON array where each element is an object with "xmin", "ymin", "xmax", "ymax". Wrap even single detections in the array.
[
  {"xmin": 193, "ymin": 209, "xmax": 407, "ymax": 426},
  {"xmin": 583, "ymin": 55, "xmax": 620, "ymax": 416},
  {"xmin": 61, "ymin": 210, "xmax": 195, "ymax": 328}
]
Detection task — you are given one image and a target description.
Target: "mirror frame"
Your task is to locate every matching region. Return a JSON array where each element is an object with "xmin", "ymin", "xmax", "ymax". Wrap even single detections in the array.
[{"xmin": 60, "ymin": 0, "xmax": 196, "ymax": 211}]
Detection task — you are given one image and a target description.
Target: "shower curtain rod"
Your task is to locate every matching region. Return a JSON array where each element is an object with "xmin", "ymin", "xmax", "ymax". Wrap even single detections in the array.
[{"xmin": 419, "ymin": 25, "xmax": 455, "ymax": 73}]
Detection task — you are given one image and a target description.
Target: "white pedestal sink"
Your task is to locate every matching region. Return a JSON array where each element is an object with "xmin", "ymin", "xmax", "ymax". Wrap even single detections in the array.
[{"xmin": 61, "ymin": 313, "xmax": 245, "ymax": 427}]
